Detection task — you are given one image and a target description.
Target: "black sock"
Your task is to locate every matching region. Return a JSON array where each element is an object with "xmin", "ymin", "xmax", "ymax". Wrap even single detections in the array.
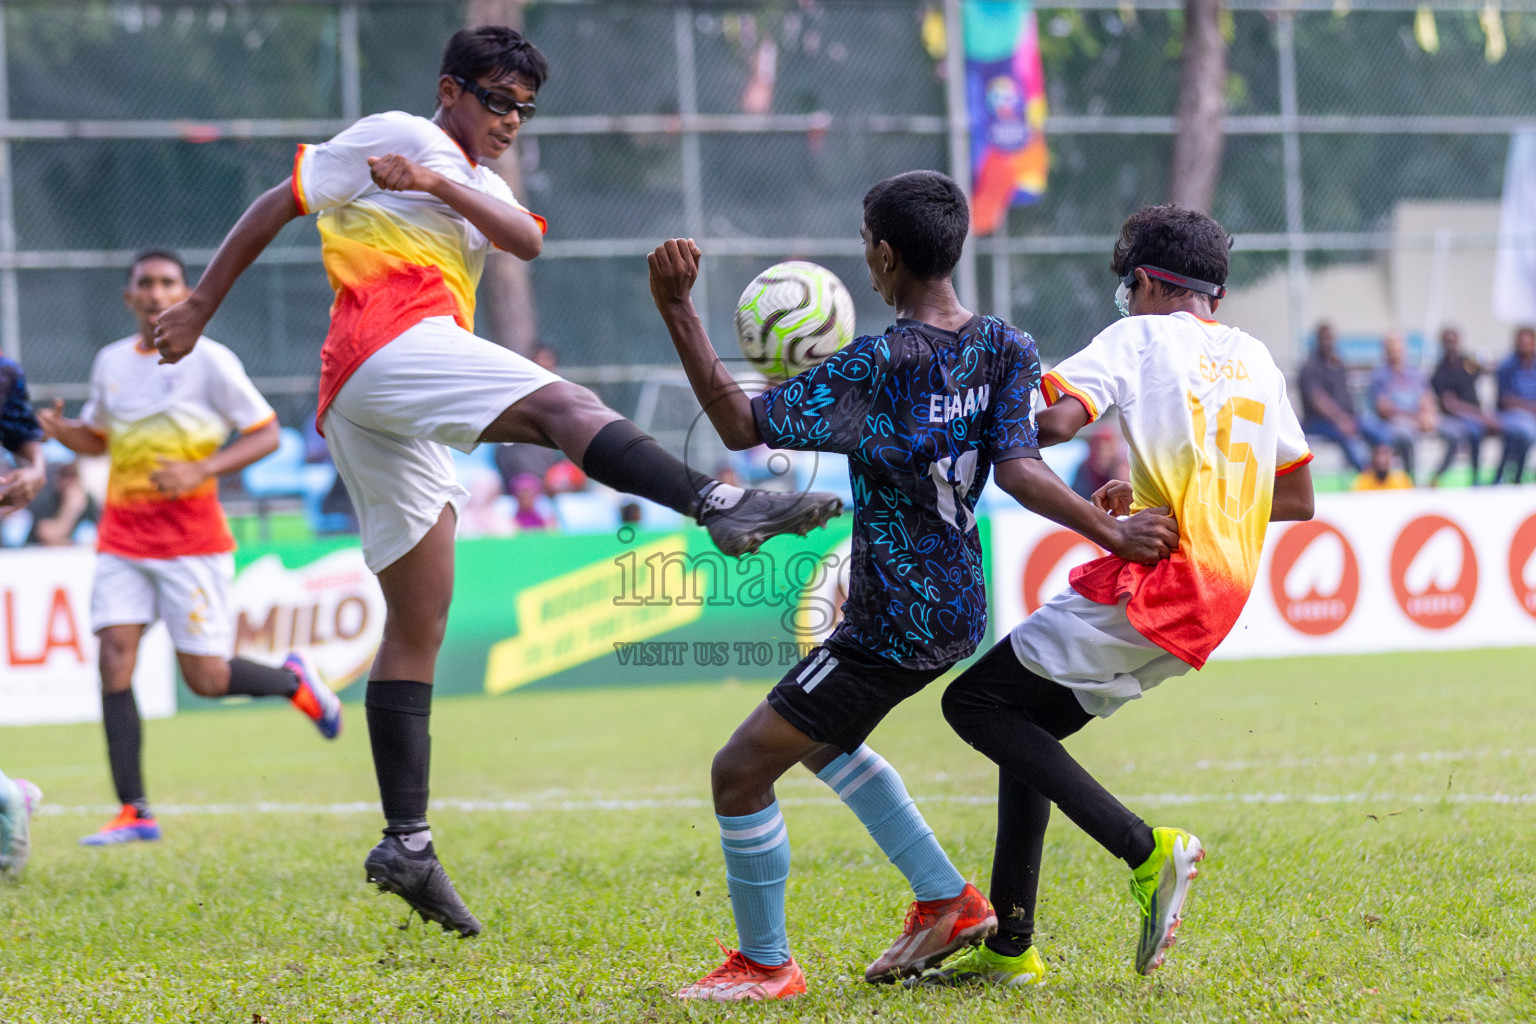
[
  {"xmin": 1123, "ymin": 820, "xmax": 1156, "ymax": 870},
  {"xmin": 102, "ymin": 689, "xmax": 147, "ymax": 810},
  {"xmin": 986, "ymin": 930, "xmax": 1032, "ymax": 957},
  {"xmin": 365, "ymin": 679, "xmax": 433, "ymax": 834},
  {"xmin": 580, "ymin": 419, "xmax": 718, "ymax": 520},
  {"xmin": 227, "ymin": 658, "xmax": 300, "ymax": 698}
]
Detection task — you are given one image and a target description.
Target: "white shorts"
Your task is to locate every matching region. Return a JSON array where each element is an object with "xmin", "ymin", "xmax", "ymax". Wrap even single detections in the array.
[
  {"xmin": 1009, "ymin": 586, "xmax": 1192, "ymax": 718},
  {"xmin": 324, "ymin": 316, "xmax": 563, "ymax": 572},
  {"xmin": 92, "ymin": 551, "xmax": 235, "ymax": 657}
]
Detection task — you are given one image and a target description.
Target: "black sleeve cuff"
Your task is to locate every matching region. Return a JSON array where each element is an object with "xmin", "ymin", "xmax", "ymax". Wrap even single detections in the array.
[
  {"xmin": 992, "ymin": 446, "xmax": 1041, "ymax": 462},
  {"xmin": 750, "ymin": 394, "xmax": 780, "ymax": 450}
]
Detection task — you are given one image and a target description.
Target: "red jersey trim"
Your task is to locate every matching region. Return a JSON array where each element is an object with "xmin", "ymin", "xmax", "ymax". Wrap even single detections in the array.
[
  {"xmin": 1041, "ymin": 370, "xmax": 1099, "ymax": 422},
  {"xmin": 291, "ymin": 144, "xmax": 311, "ymax": 215},
  {"xmin": 1276, "ymin": 451, "xmax": 1314, "ymax": 477}
]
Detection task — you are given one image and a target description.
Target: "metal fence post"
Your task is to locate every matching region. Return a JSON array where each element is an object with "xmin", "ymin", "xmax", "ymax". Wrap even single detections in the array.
[
  {"xmin": 944, "ymin": 0, "xmax": 978, "ymax": 311},
  {"xmin": 339, "ymin": 2, "xmax": 362, "ymax": 123},
  {"xmin": 676, "ymin": 5, "xmax": 709, "ymax": 335},
  {"xmin": 1277, "ymin": 10, "xmax": 1307, "ymax": 362},
  {"xmin": 0, "ymin": 9, "xmax": 18, "ymax": 364}
]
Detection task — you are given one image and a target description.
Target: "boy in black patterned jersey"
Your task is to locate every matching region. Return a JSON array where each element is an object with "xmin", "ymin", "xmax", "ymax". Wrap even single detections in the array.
[{"xmin": 649, "ymin": 171, "xmax": 1179, "ymax": 1000}]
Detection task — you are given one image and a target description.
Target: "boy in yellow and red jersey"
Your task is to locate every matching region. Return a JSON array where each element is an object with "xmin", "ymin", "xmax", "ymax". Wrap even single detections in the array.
[
  {"xmin": 152, "ymin": 27, "xmax": 840, "ymax": 936},
  {"xmin": 915, "ymin": 206, "xmax": 1316, "ymax": 988},
  {"xmin": 39, "ymin": 249, "xmax": 344, "ymax": 847}
]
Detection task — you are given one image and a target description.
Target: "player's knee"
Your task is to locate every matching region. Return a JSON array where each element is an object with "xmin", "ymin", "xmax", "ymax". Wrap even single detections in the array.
[{"xmin": 940, "ymin": 678, "xmax": 980, "ymax": 735}]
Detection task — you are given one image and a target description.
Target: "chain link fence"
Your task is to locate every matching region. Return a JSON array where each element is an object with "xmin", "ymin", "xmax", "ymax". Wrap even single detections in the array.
[{"xmin": 4, "ymin": 0, "xmax": 1534, "ymax": 438}]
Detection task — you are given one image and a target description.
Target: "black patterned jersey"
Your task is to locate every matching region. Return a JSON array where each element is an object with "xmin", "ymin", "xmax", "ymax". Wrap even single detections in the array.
[{"xmin": 750, "ymin": 315, "xmax": 1041, "ymax": 669}]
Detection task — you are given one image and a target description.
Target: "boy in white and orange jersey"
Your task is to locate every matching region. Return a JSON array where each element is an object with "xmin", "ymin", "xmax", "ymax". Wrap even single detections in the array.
[
  {"xmin": 916, "ymin": 206, "xmax": 1316, "ymax": 988},
  {"xmin": 152, "ymin": 27, "xmax": 839, "ymax": 936},
  {"xmin": 39, "ymin": 249, "xmax": 344, "ymax": 847}
]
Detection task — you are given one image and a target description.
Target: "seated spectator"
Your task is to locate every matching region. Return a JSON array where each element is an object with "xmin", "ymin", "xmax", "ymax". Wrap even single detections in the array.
[
  {"xmin": 1070, "ymin": 425, "xmax": 1129, "ymax": 501},
  {"xmin": 619, "ymin": 501, "xmax": 643, "ymax": 525},
  {"xmin": 1429, "ymin": 326, "xmax": 1500, "ymax": 486},
  {"xmin": 495, "ymin": 442, "xmax": 563, "ymax": 493},
  {"xmin": 1361, "ymin": 332, "xmax": 1443, "ymax": 480},
  {"xmin": 511, "ymin": 472, "xmax": 555, "ymax": 531},
  {"xmin": 1353, "ymin": 443, "xmax": 1413, "ymax": 491},
  {"xmin": 27, "ymin": 460, "xmax": 99, "ymax": 545},
  {"xmin": 1298, "ymin": 322, "xmax": 1369, "ymax": 472},
  {"xmin": 1494, "ymin": 326, "xmax": 1536, "ymax": 484}
]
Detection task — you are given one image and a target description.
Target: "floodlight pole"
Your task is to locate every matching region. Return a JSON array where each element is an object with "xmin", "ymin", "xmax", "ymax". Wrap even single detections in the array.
[
  {"xmin": 676, "ymin": 6, "xmax": 710, "ymax": 337},
  {"xmin": 1278, "ymin": 11, "xmax": 1307, "ymax": 365},
  {"xmin": 944, "ymin": 0, "xmax": 979, "ymax": 312}
]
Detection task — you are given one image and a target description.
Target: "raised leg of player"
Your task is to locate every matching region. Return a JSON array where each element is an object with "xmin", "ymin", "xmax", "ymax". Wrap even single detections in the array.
[
  {"xmin": 942, "ymin": 642, "xmax": 1153, "ymax": 873},
  {"xmin": 482, "ymin": 382, "xmax": 840, "ymax": 557}
]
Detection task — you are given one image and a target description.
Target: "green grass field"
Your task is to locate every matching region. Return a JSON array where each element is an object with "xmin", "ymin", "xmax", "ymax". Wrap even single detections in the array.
[{"xmin": 3, "ymin": 647, "xmax": 1534, "ymax": 1023}]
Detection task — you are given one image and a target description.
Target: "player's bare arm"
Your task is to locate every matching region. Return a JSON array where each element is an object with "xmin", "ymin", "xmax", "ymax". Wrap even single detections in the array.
[
  {"xmin": 367, "ymin": 154, "xmax": 542, "ymax": 260},
  {"xmin": 37, "ymin": 397, "xmax": 108, "ymax": 456},
  {"xmin": 1036, "ymin": 394, "xmax": 1092, "ymax": 446},
  {"xmin": 155, "ymin": 184, "xmax": 303, "ymax": 364},
  {"xmin": 993, "ymin": 456, "xmax": 1178, "ymax": 565},
  {"xmin": 648, "ymin": 238, "xmax": 763, "ymax": 450},
  {"xmin": 1269, "ymin": 462, "xmax": 1314, "ymax": 522},
  {"xmin": 0, "ymin": 438, "xmax": 45, "ymax": 513},
  {"xmin": 149, "ymin": 419, "xmax": 280, "ymax": 498}
]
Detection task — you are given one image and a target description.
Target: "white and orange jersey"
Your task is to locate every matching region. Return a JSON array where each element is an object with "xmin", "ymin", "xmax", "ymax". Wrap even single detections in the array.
[
  {"xmin": 82, "ymin": 335, "xmax": 276, "ymax": 560},
  {"xmin": 291, "ymin": 111, "xmax": 546, "ymax": 421},
  {"xmin": 1042, "ymin": 311, "xmax": 1312, "ymax": 668}
]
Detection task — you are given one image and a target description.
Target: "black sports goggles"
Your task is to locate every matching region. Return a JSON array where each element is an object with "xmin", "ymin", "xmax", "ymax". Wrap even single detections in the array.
[
  {"xmin": 454, "ymin": 76, "xmax": 536, "ymax": 121},
  {"xmin": 1121, "ymin": 265, "xmax": 1226, "ymax": 299}
]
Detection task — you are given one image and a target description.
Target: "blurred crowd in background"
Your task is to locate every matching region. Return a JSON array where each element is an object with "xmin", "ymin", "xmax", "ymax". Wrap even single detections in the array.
[{"xmin": 4, "ymin": 319, "xmax": 1534, "ymax": 549}]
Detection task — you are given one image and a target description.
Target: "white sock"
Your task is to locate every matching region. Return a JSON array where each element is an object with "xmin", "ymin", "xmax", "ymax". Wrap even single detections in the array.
[{"xmin": 701, "ymin": 482, "xmax": 745, "ymax": 512}]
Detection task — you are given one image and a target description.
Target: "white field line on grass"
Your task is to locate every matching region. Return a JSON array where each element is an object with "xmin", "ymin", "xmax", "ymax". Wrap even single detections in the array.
[{"xmin": 36, "ymin": 791, "xmax": 1536, "ymax": 818}]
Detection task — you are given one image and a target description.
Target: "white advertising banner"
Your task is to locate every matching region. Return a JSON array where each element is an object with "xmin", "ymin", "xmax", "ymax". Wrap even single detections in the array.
[
  {"xmin": 0, "ymin": 546, "xmax": 176, "ymax": 725},
  {"xmin": 990, "ymin": 486, "xmax": 1536, "ymax": 660}
]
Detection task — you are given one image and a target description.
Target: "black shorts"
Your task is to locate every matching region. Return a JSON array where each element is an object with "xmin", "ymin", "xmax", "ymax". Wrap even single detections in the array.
[{"xmin": 765, "ymin": 639, "xmax": 948, "ymax": 754}]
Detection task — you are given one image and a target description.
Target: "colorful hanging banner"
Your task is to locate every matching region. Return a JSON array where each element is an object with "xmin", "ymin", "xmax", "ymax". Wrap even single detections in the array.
[{"xmin": 965, "ymin": 0, "xmax": 1049, "ymax": 235}]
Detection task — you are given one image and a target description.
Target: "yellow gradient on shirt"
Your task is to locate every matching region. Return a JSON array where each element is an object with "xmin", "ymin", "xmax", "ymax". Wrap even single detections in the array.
[
  {"xmin": 316, "ymin": 200, "xmax": 478, "ymax": 326},
  {"xmin": 104, "ymin": 413, "xmax": 226, "ymax": 506}
]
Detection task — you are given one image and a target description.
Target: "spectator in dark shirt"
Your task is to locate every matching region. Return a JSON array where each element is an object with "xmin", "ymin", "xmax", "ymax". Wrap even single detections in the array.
[
  {"xmin": 27, "ymin": 459, "xmax": 99, "ymax": 545},
  {"xmin": 1494, "ymin": 326, "xmax": 1536, "ymax": 483},
  {"xmin": 1429, "ymin": 327, "xmax": 1500, "ymax": 486},
  {"xmin": 1297, "ymin": 322, "xmax": 1370, "ymax": 472},
  {"xmin": 0, "ymin": 356, "xmax": 46, "ymax": 516},
  {"xmin": 1362, "ymin": 332, "xmax": 1443, "ymax": 480}
]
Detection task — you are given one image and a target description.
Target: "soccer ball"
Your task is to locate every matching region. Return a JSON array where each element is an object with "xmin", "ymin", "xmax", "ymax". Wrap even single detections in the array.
[{"xmin": 734, "ymin": 261, "xmax": 856, "ymax": 381}]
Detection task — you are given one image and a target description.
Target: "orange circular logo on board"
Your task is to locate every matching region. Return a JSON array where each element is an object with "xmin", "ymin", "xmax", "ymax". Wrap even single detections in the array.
[
  {"xmin": 1021, "ymin": 530, "xmax": 1105, "ymax": 614},
  {"xmin": 1508, "ymin": 514, "xmax": 1536, "ymax": 621},
  {"xmin": 1389, "ymin": 515, "xmax": 1477, "ymax": 629},
  {"xmin": 1268, "ymin": 520, "xmax": 1359, "ymax": 635}
]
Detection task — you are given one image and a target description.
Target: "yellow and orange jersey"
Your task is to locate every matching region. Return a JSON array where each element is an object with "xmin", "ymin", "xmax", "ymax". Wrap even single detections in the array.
[
  {"xmin": 1042, "ymin": 311, "xmax": 1312, "ymax": 668},
  {"xmin": 291, "ymin": 112, "xmax": 546, "ymax": 421},
  {"xmin": 82, "ymin": 336, "xmax": 276, "ymax": 559}
]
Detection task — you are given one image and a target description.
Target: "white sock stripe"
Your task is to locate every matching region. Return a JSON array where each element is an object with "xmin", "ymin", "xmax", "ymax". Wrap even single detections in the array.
[
  {"xmin": 801, "ymin": 656, "xmax": 839, "ymax": 693},
  {"xmin": 726, "ymin": 822, "xmax": 788, "ymax": 855},
  {"xmin": 718, "ymin": 812, "xmax": 784, "ymax": 842},
  {"xmin": 795, "ymin": 649, "xmax": 830, "ymax": 684},
  {"xmin": 836, "ymin": 758, "xmax": 893, "ymax": 801},
  {"xmin": 823, "ymin": 744, "xmax": 879, "ymax": 791}
]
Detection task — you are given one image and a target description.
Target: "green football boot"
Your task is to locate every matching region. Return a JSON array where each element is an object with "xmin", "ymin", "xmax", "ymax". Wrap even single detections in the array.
[
  {"xmin": 905, "ymin": 942, "xmax": 1047, "ymax": 989},
  {"xmin": 1130, "ymin": 826, "xmax": 1205, "ymax": 974}
]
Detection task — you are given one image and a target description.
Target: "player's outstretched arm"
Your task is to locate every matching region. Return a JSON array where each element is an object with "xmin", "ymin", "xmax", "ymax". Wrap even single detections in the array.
[
  {"xmin": 648, "ymin": 238, "xmax": 763, "ymax": 451},
  {"xmin": 36, "ymin": 398, "xmax": 107, "ymax": 457},
  {"xmin": 368, "ymin": 154, "xmax": 542, "ymax": 260},
  {"xmin": 0, "ymin": 439, "xmax": 45, "ymax": 514},
  {"xmin": 1270, "ymin": 462, "xmax": 1314, "ymax": 522},
  {"xmin": 994, "ymin": 456, "xmax": 1179, "ymax": 565},
  {"xmin": 149, "ymin": 419, "xmax": 281, "ymax": 499},
  {"xmin": 1036, "ymin": 394, "xmax": 1092, "ymax": 446},
  {"xmin": 154, "ymin": 183, "xmax": 303, "ymax": 364}
]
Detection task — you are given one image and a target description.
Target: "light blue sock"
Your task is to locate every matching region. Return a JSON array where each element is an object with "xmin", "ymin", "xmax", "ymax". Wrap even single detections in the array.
[
  {"xmin": 717, "ymin": 801, "xmax": 792, "ymax": 966},
  {"xmin": 0, "ymin": 769, "xmax": 13, "ymax": 810},
  {"xmin": 817, "ymin": 745, "xmax": 966, "ymax": 902}
]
